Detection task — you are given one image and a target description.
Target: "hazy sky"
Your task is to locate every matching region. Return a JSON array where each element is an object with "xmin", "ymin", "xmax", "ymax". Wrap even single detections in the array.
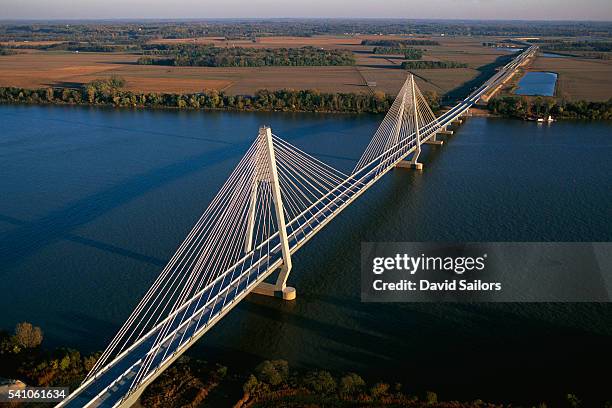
[{"xmin": 1, "ymin": 0, "xmax": 611, "ymax": 21}]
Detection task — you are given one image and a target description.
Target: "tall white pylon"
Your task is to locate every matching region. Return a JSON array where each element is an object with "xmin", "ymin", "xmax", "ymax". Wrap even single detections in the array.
[
  {"xmin": 405, "ymin": 74, "xmax": 423, "ymax": 170},
  {"xmin": 249, "ymin": 126, "xmax": 296, "ymax": 300},
  {"xmin": 354, "ymin": 73, "xmax": 440, "ymax": 174}
]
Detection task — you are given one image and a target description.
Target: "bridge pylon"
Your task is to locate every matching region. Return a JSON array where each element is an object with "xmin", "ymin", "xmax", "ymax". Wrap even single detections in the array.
[
  {"xmin": 404, "ymin": 74, "xmax": 424, "ymax": 170},
  {"xmin": 249, "ymin": 126, "xmax": 296, "ymax": 301},
  {"xmin": 393, "ymin": 74, "xmax": 442, "ymax": 170}
]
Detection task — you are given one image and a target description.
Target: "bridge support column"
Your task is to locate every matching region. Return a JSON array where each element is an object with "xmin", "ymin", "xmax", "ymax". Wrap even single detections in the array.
[
  {"xmin": 424, "ymin": 132, "xmax": 443, "ymax": 145},
  {"xmin": 396, "ymin": 159, "xmax": 422, "ymax": 170},
  {"xmin": 250, "ymin": 126, "xmax": 296, "ymax": 301},
  {"xmin": 396, "ymin": 75, "xmax": 423, "ymax": 170}
]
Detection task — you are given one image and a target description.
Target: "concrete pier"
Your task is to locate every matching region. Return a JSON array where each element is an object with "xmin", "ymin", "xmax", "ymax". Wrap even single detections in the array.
[
  {"xmin": 252, "ymin": 282, "xmax": 297, "ymax": 300},
  {"xmin": 424, "ymin": 139, "xmax": 443, "ymax": 145},
  {"xmin": 396, "ymin": 160, "xmax": 423, "ymax": 170}
]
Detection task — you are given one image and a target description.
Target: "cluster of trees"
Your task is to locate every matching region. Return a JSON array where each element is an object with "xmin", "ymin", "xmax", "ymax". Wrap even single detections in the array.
[
  {"xmin": 487, "ymin": 96, "xmax": 612, "ymax": 120},
  {"xmin": 482, "ymin": 42, "xmax": 522, "ymax": 49},
  {"xmin": 401, "ymin": 60, "xmax": 468, "ymax": 69},
  {"xmin": 373, "ymin": 46, "xmax": 424, "ymax": 59},
  {"xmin": 141, "ymin": 356, "xmax": 532, "ymax": 407},
  {"xmin": 137, "ymin": 45, "xmax": 355, "ymax": 67},
  {"xmin": 0, "ymin": 80, "xmax": 399, "ymax": 114},
  {"xmin": 139, "ymin": 356, "xmax": 590, "ymax": 407},
  {"xmin": 0, "ymin": 322, "xmax": 43, "ymax": 354},
  {"xmin": 0, "ymin": 321, "xmax": 99, "ymax": 389},
  {"xmin": 41, "ymin": 41, "xmax": 137, "ymax": 52},
  {"xmin": 237, "ymin": 359, "xmax": 497, "ymax": 407},
  {"xmin": 0, "ymin": 47, "xmax": 17, "ymax": 55},
  {"xmin": 536, "ymin": 40, "xmax": 612, "ymax": 52},
  {"xmin": 362, "ymin": 39, "xmax": 440, "ymax": 47},
  {"xmin": 17, "ymin": 348, "xmax": 99, "ymax": 388}
]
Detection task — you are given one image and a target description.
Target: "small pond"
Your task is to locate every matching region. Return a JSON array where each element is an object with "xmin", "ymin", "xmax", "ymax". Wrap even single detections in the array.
[{"xmin": 515, "ymin": 71, "xmax": 558, "ymax": 96}]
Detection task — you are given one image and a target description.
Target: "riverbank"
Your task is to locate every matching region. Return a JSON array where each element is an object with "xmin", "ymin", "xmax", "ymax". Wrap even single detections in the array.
[
  {"xmin": 0, "ymin": 334, "xmax": 581, "ymax": 408},
  {"xmin": 0, "ymin": 84, "xmax": 398, "ymax": 114},
  {"xmin": 2, "ymin": 84, "xmax": 610, "ymax": 121},
  {"xmin": 141, "ymin": 356, "xmax": 518, "ymax": 408},
  {"xmin": 487, "ymin": 95, "xmax": 612, "ymax": 120}
]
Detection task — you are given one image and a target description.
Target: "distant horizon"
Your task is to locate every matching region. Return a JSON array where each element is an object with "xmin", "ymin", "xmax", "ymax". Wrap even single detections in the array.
[
  {"xmin": 2, "ymin": 0, "xmax": 612, "ymax": 22},
  {"xmin": 1, "ymin": 17, "xmax": 612, "ymax": 23}
]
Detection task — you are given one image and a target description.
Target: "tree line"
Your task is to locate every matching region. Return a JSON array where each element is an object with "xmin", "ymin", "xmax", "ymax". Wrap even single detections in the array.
[
  {"xmin": 401, "ymin": 60, "xmax": 468, "ymax": 69},
  {"xmin": 2, "ymin": 21, "xmax": 610, "ymax": 44},
  {"xmin": 372, "ymin": 47, "xmax": 424, "ymax": 59},
  {"xmin": 487, "ymin": 96, "xmax": 612, "ymax": 120},
  {"xmin": 3, "ymin": 80, "xmax": 609, "ymax": 120},
  {"xmin": 143, "ymin": 357, "xmax": 523, "ymax": 408},
  {"xmin": 137, "ymin": 45, "xmax": 355, "ymax": 67},
  {"xmin": 0, "ymin": 77, "xmax": 447, "ymax": 115},
  {"xmin": 361, "ymin": 39, "xmax": 440, "ymax": 46},
  {"xmin": 0, "ymin": 47, "xmax": 17, "ymax": 55},
  {"xmin": 42, "ymin": 41, "xmax": 138, "ymax": 52},
  {"xmin": 0, "ymin": 82, "xmax": 397, "ymax": 114},
  {"xmin": 530, "ymin": 39, "xmax": 612, "ymax": 52}
]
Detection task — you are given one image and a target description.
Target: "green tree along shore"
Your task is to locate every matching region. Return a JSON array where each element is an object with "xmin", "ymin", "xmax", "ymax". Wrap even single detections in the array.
[
  {"xmin": 1, "ymin": 79, "xmax": 611, "ymax": 120},
  {"xmin": 137, "ymin": 45, "xmax": 356, "ymax": 67},
  {"xmin": 0, "ymin": 81, "xmax": 398, "ymax": 114},
  {"xmin": 487, "ymin": 96, "xmax": 612, "ymax": 120}
]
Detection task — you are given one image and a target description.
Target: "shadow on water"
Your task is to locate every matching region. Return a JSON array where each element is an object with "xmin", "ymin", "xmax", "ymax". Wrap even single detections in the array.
[
  {"xmin": 0, "ymin": 143, "xmax": 249, "ymax": 273},
  {"xmin": 0, "ymin": 109, "xmax": 239, "ymax": 146},
  {"xmin": 0, "ymin": 108, "xmax": 374, "ymax": 274},
  {"xmin": 55, "ymin": 311, "xmax": 120, "ymax": 347},
  {"xmin": 0, "ymin": 214, "xmax": 166, "ymax": 267}
]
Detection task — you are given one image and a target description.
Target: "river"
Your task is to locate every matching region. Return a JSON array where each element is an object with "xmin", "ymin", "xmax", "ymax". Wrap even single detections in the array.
[{"xmin": 0, "ymin": 105, "xmax": 611, "ymax": 405}]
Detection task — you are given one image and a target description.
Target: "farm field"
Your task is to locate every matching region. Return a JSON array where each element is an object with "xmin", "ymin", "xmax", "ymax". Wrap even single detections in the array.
[
  {"xmin": 529, "ymin": 54, "xmax": 612, "ymax": 101},
  {"xmin": 0, "ymin": 35, "xmax": 514, "ymax": 98}
]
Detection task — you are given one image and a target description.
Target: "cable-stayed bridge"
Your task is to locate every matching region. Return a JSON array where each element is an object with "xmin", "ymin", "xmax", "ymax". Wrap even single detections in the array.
[{"xmin": 58, "ymin": 46, "xmax": 536, "ymax": 408}]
